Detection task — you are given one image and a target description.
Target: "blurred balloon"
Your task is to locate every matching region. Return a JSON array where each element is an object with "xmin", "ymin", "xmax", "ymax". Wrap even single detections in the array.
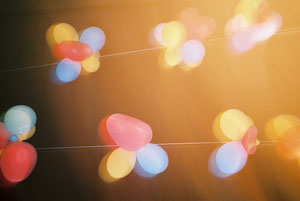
[
  {"xmin": 134, "ymin": 159, "xmax": 156, "ymax": 178},
  {"xmin": 4, "ymin": 105, "xmax": 37, "ymax": 135},
  {"xmin": 52, "ymin": 41, "xmax": 93, "ymax": 61},
  {"xmin": 106, "ymin": 148, "xmax": 136, "ymax": 179},
  {"xmin": 56, "ymin": 58, "xmax": 81, "ymax": 83},
  {"xmin": 281, "ymin": 126, "xmax": 300, "ymax": 158},
  {"xmin": 209, "ymin": 148, "xmax": 231, "ymax": 178},
  {"xmin": 225, "ymin": 14, "xmax": 249, "ymax": 36},
  {"xmin": 164, "ymin": 47, "xmax": 182, "ymax": 67},
  {"xmin": 17, "ymin": 126, "xmax": 36, "ymax": 141},
  {"xmin": 179, "ymin": 7, "xmax": 216, "ymax": 41},
  {"xmin": 0, "ymin": 142, "xmax": 37, "ymax": 183},
  {"xmin": 219, "ymin": 109, "xmax": 254, "ymax": 141},
  {"xmin": 80, "ymin": 27, "xmax": 106, "ymax": 52},
  {"xmin": 98, "ymin": 152, "xmax": 118, "ymax": 183},
  {"xmin": 212, "ymin": 111, "xmax": 231, "ymax": 141},
  {"xmin": 98, "ymin": 115, "xmax": 117, "ymax": 147},
  {"xmin": 265, "ymin": 115, "xmax": 300, "ymax": 140},
  {"xmin": 0, "ymin": 123, "xmax": 11, "ymax": 149},
  {"xmin": 215, "ymin": 141, "xmax": 248, "ymax": 175},
  {"xmin": 106, "ymin": 114, "xmax": 153, "ymax": 151},
  {"xmin": 181, "ymin": 40, "xmax": 205, "ymax": 67},
  {"xmin": 153, "ymin": 23, "xmax": 167, "ymax": 46},
  {"xmin": 162, "ymin": 21, "xmax": 186, "ymax": 47},
  {"xmin": 136, "ymin": 143, "xmax": 169, "ymax": 175},
  {"xmin": 46, "ymin": 23, "xmax": 79, "ymax": 47},
  {"xmin": 235, "ymin": 0, "xmax": 264, "ymax": 24},
  {"xmin": 241, "ymin": 126, "xmax": 258, "ymax": 154},
  {"xmin": 81, "ymin": 52, "xmax": 100, "ymax": 73}
]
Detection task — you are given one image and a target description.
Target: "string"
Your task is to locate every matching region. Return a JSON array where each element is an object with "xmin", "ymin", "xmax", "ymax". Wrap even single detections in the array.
[
  {"xmin": 36, "ymin": 140, "xmax": 279, "ymax": 150},
  {"xmin": 1, "ymin": 26, "xmax": 300, "ymax": 73}
]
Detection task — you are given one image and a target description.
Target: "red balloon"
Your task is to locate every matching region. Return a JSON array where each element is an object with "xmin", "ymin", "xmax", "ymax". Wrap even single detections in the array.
[
  {"xmin": 52, "ymin": 41, "xmax": 93, "ymax": 61},
  {"xmin": 0, "ymin": 123, "xmax": 11, "ymax": 149},
  {"xmin": 0, "ymin": 142, "xmax": 37, "ymax": 183},
  {"xmin": 98, "ymin": 115, "xmax": 117, "ymax": 149}
]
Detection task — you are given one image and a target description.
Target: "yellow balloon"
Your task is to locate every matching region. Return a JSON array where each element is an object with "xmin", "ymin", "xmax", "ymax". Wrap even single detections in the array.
[
  {"xmin": 212, "ymin": 111, "xmax": 231, "ymax": 141},
  {"xmin": 46, "ymin": 23, "xmax": 79, "ymax": 47},
  {"xmin": 98, "ymin": 151, "xmax": 118, "ymax": 183},
  {"xmin": 272, "ymin": 115, "xmax": 300, "ymax": 139},
  {"xmin": 81, "ymin": 52, "xmax": 100, "ymax": 73},
  {"xmin": 18, "ymin": 126, "xmax": 36, "ymax": 141},
  {"xmin": 164, "ymin": 47, "xmax": 182, "ymax": 67},
  {"xmin": 106, "ymin": 148, "xmax": 136, "ymax": 179},
  {"xmin": 220, "ymin": 109, "xmax": 254, "ymax": 140},
  {"xmin": 235, "ymin": 0, "xmax": 264, "ymax": 24},
  {"xmin": 162, "ymin": 21, "xmax": 186, "ymax": 47}
]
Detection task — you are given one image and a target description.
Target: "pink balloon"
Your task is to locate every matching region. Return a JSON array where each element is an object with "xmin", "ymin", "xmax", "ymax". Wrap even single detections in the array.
[
  {"xmin": 242, "ymin": 126, "xmax": 258, "ymax": 155},
  {"xmin": 106, "ymin": 114, "xmax": 153, "ymax": 151}
]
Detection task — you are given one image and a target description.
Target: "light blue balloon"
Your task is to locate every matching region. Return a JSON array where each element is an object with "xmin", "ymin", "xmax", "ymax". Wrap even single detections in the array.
[
  {"xmin": 136, "ymin": 143, "xmax": 169, "ymax": 175},
  {"xmin": 56, "ymin": 58, "xmax": 81, "ymax": 83},
  {"xmin": 80, "ymin": 27, "xmax": 105, "ymax": 52},
  {"xmin": 4, "ymin": 105, "xmax": 37, "ymax": 135},
  {"xmin": 216, "ymin": 141, "xmax": 248, "ymax": 175}
]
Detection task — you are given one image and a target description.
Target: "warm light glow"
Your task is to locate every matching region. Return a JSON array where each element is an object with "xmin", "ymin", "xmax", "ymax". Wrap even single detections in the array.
[
  {"xmin": 235, "ymin": 0, "xmax": 264, "ymax": 24},
  {"xmin": 219, "ymin": 109, "xmax": 254, "ymax": 140},
  {"xmin": 162, "ymin": 21, "xmax": 186, "ymax": 48},
  {"xmin": 154, "ymin": 23, "xmax": 167, "ymax": 46},
  {"xmin": 180, "ymin": 40, "xmax": 205, "ymax": 67},
  {"xmin": 164, "ymin": 47, "xmax": 182, "ymax": 67}
]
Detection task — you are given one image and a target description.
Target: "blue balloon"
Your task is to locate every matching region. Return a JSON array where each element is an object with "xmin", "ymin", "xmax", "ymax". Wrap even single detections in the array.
[
  {"xmin": 4, "ymin": 105, "xmax": 37, "ymax": 135},
  {"xmin": 215, "ymin": 141, "xmax": 248, "ymax": 175},
  {"xmin": 136, "ymin": 143, "xmax": 169, "ymax": 175},
  {"xmin": 56, "ymin": 58, "xmax": 81, "ymax": 83},
  {"xmin": 80, "ymin": 27, "xmax": 105, "ymax": 52}
]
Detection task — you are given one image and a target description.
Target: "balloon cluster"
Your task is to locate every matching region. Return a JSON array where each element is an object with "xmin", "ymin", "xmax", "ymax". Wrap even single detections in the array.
[
  {"xmin": 98, "ymin": 113, "xmax": 169, "ymax": 182},
  {"xmin": 46, "ymin": 23, "xmax": 105, "ymax": 83},
  {"xmin": 265, "ymin": 114, "xmax": 300, "ymax": 161},
  {"xmin": 151, "ymin": 7, "xmax": 215, "ymax": 69},
  {"xmin": 0, "ymin": 105, "xmax": 37, "ymax": 187},
  {"xmin": 225, "ymin": 0, "xmax": 282, "ymax": 53},
  {"xmin": 209, "ymin": 109, "xmax": 259, "ymax": 177}
]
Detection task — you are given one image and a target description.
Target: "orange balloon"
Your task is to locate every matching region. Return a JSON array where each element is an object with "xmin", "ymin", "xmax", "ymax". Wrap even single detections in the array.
[{"xmin": 52, "ymin": 41, "xmax": 93, "ymax": 61}]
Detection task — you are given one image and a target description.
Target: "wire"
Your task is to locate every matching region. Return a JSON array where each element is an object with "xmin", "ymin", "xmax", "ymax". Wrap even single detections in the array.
[
  {"xmin": 36, "ymin": 140, "xmax": 279, "ymax": 150},
  {"xmin": 1, "ymin": 26, "xmax": 300, "ymax": 73}
]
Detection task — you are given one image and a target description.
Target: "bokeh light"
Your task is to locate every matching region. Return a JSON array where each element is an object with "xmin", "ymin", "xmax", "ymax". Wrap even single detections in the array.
[
  {"xmin": 281, "ymin": 126, "xmax": 300, "ymax": 158},
  {"xmin": 235, "ymin": 0, "xmax": 264, "ymax": 24},
  {"xmin": 136, "ymin": 143, "xmax": 169, "ymax": 175},
  {"xmin": 56, "ymin": 58, "xmax": 81, "ymax": 83},
  {"xmin": 80, "ymin": 27, "xmax": 106, "ymax": 52},
  {"xmin": 209, "ymin": 148, "xmax": 231, "ymax": 178},
  {"xmin": 106, "ymin": 113, "xmax": 153, "ymax": 151},
  {"xmin": 241, "ymin": 126, "xmax": 258, "ymax": 154},
  {"xmin": 153, "ymin": 23, "xmax": 167, "ymax": 46},
  {"xmin": 212, "ymin": 111, "xmax": 231, "ymax": 141},
  {"xmin": 164, "ymin": 47, "xmax": 182, "ymax": 67},
  {"xmin": 4, "ymin": 105, "xmax": 36, "ymax": 135},
  {"xmin": 231, "ymin": 29, "xmax": 256, "ymax": 53},
  {"xmin": 81, "ymin": 52, "xmax": 100, "ymax": 73},
  {"xmin": 180, "ymin": 40, "xmax": 205, "ymax": 67},
  {"xmin": 162, "ymin": 21, "xmax": 186, "ymax": 48},
  {"xmin": 46, "ymin": 23, "xmax": 79, "ymax": 47},
  {"xmin": 106, "ymin": 148, "xmax": 136, "ymax": 179},
  {"xmin": 265, "ymin": 115, "xmax": 300, "ymax": 140},
  {"xmin": 224, "ymin": 14, "xmax": 249, "ymax": 36},
  {"xmin": 179, "ymin": 7, "xmax": 216, "ymax": 41},
  {"xmin": 215, "ymin": 141, "xmax": 248, "ymax": 175},
  {"xmin": 219, "ymin": 109, "xmax": 254, "ymax": 141}
]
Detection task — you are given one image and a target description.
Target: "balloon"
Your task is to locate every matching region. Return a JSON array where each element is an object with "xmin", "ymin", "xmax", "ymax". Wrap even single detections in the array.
[
  {"xmin": 4, "ymin": 105, "xmax": 37, "ymax": 135},
  {"xmin": 0, "ymin": 122, "xmax": 11, "ymax": 149},
  {"xmin": 282, "ymin": 126, "xmax": 300, "ymax": 158},
  {"xmin": 52, "ymin": 41, "xmax": 93, "ymax": 61},
  {"xmin": 81, "ymin": 52, "xmax": 100, "ymax": 73},
  {"xmin": 56, "ymin": 58, "xmax": 81, "ymax": 83},
  {"xmin": 181, "ymin": 40, "xmax": 205, "ymax": 67},
  {"xmin": 162, "ymin": 21, "xmax": 186, "ymax": 47},
  {"xmin": 215, "ymin": 141, "xmax": 248, "ymax": 175},
  {"xmin": 0, "ymin": 142, "xmax": 37, "ymax": 182},
  {"xmin": 136, "ymin": 143, "xmax": 169, "ymax": 175},
  {"xmin": 46, "ymin": 23, "xmax": 79, "ymax": 47},
  {"xmin": 80, "ymin": 27, "xmax": 106, "ymax": 52},
  {"xmin": 106, "ymin": 114, "xmax": 153, "ymax": 151},
  {"xmin": 98, "ymin": 151, "xmax": 118, "ymax": 183},
  {"xmin": 98, "ymin": 115, "xmax": 116, "ymax": 147},
  {"xmin": 106, "ymin": 148, "xmax": 136, "ymax": 179},
  {"xmin": 242, "ymin": 126, "xmax": 258, "ymax": 154},
  {"xmin": 17, "ymin": 126, "xmax": 36, "ymax": 141}
]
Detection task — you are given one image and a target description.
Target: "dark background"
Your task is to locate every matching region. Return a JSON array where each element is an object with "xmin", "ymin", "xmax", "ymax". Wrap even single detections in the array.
[{"xmin": 1, "ymin": 0, "xmax": 300, "ymax": 200}]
